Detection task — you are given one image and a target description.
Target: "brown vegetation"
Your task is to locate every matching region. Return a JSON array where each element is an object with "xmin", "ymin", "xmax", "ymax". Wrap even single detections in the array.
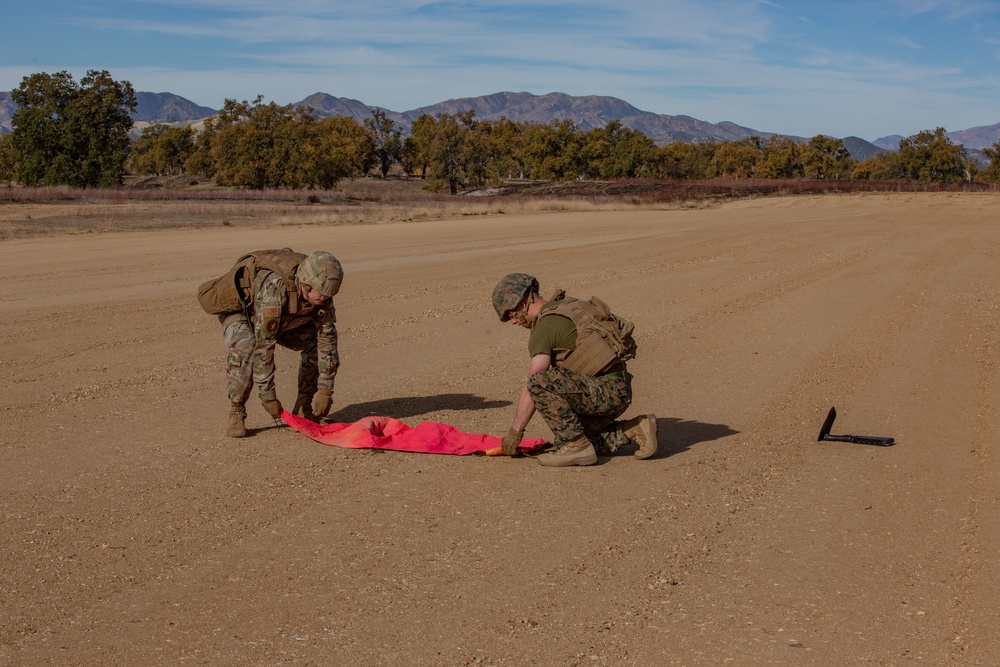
[{"xmin": 3, "ymin": 176, "xmax": 998, "ymax": 241}]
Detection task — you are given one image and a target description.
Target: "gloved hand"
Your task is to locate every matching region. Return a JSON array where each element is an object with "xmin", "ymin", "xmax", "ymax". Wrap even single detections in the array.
[
  {"xmin": 311, "ymin": 389, "xmax": 333, "ymax": 418},
  {"xmin": 292, "ymin": 394, "xmax": 317, "ymax": 421},
  {"xmin": 501, "ymin": 427, "xmax": 524, "ymax": 456},
  {"xmin": 262, "ymin": 399, "xmax": 284, "ymax": 419}
]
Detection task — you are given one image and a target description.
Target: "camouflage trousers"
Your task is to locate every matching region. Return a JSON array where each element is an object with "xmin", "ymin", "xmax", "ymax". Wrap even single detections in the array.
[
  {"xmin": 221, "ymin": 314, "xmax": 320, "ymax": 405},
  {"xmin": 527, "ymin": 366, "xmax": 633, "ymax": 454}
]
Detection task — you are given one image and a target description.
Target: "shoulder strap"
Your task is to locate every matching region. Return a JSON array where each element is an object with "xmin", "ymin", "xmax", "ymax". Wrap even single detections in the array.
[{"xmin": 241, "ymin": 248, "xmax": 308, "ymax": 314}]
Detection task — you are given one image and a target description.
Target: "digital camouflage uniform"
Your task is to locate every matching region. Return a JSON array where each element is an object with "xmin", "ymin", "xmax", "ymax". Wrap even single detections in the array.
[
  {"xmin": 526, "ymin": 310, "xmax": 633, "ymax": 455},
  {"xmin": 221, "ymin": 269, "xmax": 339, "ymax": 406},
  {"xmin": 492, "ymin": 272, "xmax": 655, "ymax": 464},
  {"xmin": 528, "ymin": 366, "xmax": 633, "ymax": 455}
]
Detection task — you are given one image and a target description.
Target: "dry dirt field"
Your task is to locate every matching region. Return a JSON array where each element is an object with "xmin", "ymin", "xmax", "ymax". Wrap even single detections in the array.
[{"xmin": 2, "ymin": 192, "xmax": 999, "ymax": 666}]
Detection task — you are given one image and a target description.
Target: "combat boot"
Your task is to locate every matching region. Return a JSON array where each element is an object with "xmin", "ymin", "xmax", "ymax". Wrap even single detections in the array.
[
  {"xmin": 536, "ymin": 435, "xmax": 597, "ymax": 467},
  {"xmin": 622, "ymin": 414, "xmax": 658, "ymax": 459},
  {"xmin": 226, "ymin": 403, "xmax": 248, "ymax": 438},
  {"xmin": 292, "ymin": 393, "xmax": 319, "ymax": 422}
]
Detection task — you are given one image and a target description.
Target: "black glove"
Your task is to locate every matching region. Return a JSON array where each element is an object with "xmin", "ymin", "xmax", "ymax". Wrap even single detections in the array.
[
  {"xmin": 312, "ymin": 389, "xmax": 333, "ymax": 418},
  {"xmin": 262, "ymin": 399, "xmax": 284, "ymax": 419},
  {"xmin": 501, "ymin": 427, "xmax": 524, "ymax": 456}
]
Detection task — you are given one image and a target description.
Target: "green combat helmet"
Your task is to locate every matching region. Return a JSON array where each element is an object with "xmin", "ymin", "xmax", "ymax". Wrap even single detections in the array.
[
  {"xmin": 492, "ymin": 273, "xmax": 539, "ymax": 321},
  {"xmin": 296, "ymin": 251, "xmax": 344, "ymax": 297}
]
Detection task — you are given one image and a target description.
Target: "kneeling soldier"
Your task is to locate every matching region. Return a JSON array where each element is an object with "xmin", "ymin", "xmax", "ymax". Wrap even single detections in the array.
[{"xmin": 492, "ymin": 273, "xmax": 657, "ymax": 466}]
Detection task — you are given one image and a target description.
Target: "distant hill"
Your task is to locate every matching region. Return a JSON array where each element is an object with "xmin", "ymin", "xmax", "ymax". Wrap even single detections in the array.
[
  {"xmin": 0, "ymin": 92, "xmax": 14, "ymax": 133},
  {"xmin": 133, "ymin": 92, "xmax": 216, "ymax": 123},
  {"xmin": 296, "ymin": 92, "xmax": 381, "ymax": 121},
  {"xmin": 967, "ymin": 149, "xmax": 989, "ymax": 169},
  {"xmin": 841, "ymin": 136, "xmax": 884, "ymax": 160},
  {"xmin": 874, "ymin": 125, "xmax": 1000, "ymax": 152},
  {"xmin": 873, "ymin": 135, "xmax": 904, "ymax": 151},
  {"xmin": 946, "ymin": 122, "xmax": 1000, "ymax": 151},
  {"xmin": 297, "ymin": 91, "xmax": 777, "ymax": 145}
]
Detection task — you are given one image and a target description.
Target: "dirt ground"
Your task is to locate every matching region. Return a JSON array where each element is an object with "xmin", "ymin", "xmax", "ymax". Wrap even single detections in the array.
[{"xmin": 2, "ymin": 192, "xmax": 999, "ymax": 666}]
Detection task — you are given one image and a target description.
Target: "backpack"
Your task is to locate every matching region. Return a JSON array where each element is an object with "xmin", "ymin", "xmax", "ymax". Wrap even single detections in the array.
[
  {"xmin": 542, "ymin": 290, "xmax": 637, "ymax": 376},
  {"xmin": 197, "ymin": 248, "xmax": 307, "ymax": 315}
]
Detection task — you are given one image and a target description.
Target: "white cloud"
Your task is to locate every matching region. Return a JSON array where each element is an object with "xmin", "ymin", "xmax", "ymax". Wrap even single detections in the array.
[{"xmin": 4, "ymin": 0, "xmax": 999, "ymax": 139}]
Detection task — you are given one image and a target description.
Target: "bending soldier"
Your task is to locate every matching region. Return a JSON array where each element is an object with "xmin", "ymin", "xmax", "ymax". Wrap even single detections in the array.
[
  {"xmin": 492, "ymin": 273, "xmax": 657, "ymax": 466},
  {"xmin": 198, "ymin": 248, "xmax": 343, "ymax": 437}
]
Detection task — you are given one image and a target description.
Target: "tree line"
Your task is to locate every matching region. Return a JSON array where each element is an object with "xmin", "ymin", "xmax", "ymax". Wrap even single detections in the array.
[{"xmin": 3, "ymin": 71, "xmax": 1000, "ymax": 190}]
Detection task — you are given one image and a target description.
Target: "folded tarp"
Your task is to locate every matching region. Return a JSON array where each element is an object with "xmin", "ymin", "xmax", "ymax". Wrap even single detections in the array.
[{"xmin": 283, "ymin": 412, "xmax": 550, "ymax": 456}]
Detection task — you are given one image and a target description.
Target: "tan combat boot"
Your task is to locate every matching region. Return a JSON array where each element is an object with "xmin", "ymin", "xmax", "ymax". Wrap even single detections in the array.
[
  {"xmin": 536, "ymin": 435, "xmax": 598, "ymax": 467},
  {"xmin": 622, "ymin": 414, "xmax": 658, "ymax": 459},
  {"xmin": 226, "ymin": 403, "xmax": 248, "ymax": 438}
]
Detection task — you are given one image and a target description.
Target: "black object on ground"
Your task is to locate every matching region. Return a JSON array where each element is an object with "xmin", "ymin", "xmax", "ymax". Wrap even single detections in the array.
[{"xmin": 817, "ymin": 407, "xmax": 895, "ymax": 446}]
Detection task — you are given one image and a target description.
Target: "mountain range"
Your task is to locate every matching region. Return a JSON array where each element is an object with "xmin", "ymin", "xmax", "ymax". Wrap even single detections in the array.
[{"xmin": 2, "ymin": 89, "xmax": 999, "ymax": 158}]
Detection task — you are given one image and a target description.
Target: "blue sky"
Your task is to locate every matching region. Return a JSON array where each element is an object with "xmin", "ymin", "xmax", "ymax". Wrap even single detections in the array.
[{"xmin": 3, "ymin": 1, "xmax": 999, "ymax": 141}]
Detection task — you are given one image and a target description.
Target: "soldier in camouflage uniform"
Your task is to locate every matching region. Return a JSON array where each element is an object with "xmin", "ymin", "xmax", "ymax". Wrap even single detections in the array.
[
  {"xmin": 491, "ymin": 273, "xmax": 657, "ymax": 467},
  {"xmin": 199, "ymin": 249, "xmax": 343, "ymax": 438}
]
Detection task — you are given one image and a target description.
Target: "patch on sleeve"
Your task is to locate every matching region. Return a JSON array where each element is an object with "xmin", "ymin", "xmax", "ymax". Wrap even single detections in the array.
[
  {"xmin": 263, "ymin": 307, "xmax": 281, "ymax": 318},
  {"xmin": 265, "ymin": 319, "xmax": 279, "ymax": 334},
  {"xmin": 314, "ymin": 307, "xmax": 336, "ymax": 325}
]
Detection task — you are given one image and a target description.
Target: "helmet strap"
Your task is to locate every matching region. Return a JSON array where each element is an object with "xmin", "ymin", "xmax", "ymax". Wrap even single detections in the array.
[{"xmin": 509, "ymin": 293, "xmax": 534, "ymax": 325}]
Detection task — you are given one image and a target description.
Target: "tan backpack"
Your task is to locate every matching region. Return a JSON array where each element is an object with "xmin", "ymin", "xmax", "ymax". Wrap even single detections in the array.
[
  {"xmin": 541, "ymin": 290, "xmax": 638, "ymax": 376},
  {"xmin": 197, "ymin": 248, "xmax": 307, "ymax": 316}
]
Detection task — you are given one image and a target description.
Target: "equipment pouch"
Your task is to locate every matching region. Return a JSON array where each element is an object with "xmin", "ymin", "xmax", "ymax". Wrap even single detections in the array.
[
  {"xmin": 197, "ymin": 269, "xmax": 246, "ymax": 315},
  {"xmin": 545, "ymin": 295, "xmax": 638, "ymax": 376}
]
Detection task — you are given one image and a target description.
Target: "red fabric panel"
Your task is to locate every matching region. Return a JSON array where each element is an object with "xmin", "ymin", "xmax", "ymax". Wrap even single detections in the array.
[{"xmin": 282, "ymin": 412, "xmax": 549, "ymax": 456}]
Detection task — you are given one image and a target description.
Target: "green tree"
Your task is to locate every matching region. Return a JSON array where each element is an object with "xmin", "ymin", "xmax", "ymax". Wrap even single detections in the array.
[
  {"xmin": 402, "ymin": 114, "xmax": 435, "ymax": 178},
  {"xmin": 480, "ymin": 117, "xmax": 527, "ymax": 180},
  {"xmin": 852, "ymin": 151, "xmax": 903, "ymax": 181},
  {"xmin": 655, "ymin": 141, "xmax": 718, "ymax": 179},
  {"xmin": 11, "ymin": 70, "xmax": 136, "ymax": 187},
  {"xmin": 895, "ymin": 127, "xmax": 969, "ymax": 182},
  {"xmin": 183, "ymin": 121, "xmax": 215, "ymax": 178},
  {"xmin": 580, "ymin": 121, "xmax": 657, "ymax": 178},
  {"xmin": 460, "ymin": 115, "xmax": 493, "ymax": 187},
  {"xmin": 979, "ymin": 140, "xmax": 1000, "ymax": 183},
  {"xmin": 129, "ymin": 124, "xmax": 195, "ymax": 175},
  {"xmin": 801, "ymin": 135, "xmax": 857, "ymax": 179},
  {"xmin": 521, "ymin": 120, "xmax": 586, "ymax": 180},
  {"xmin": 316, "ymin": 115, "xmax": 376, "ymax": 181},
  {"xmin": 410, "ymin": 111, "xmax": 481, "ymax": 194},
  {"xmin": 710, "ymin": 137, "xmax": 763, "ymax": 178},
  {"xmin": 0, "ymin": 133, "xmax": 14, "ymax": 182},
  {"xmin": 754, "ymin": 135, "xmax": 804, "ymax": 179},
  {"xmin": 363, "ymin": 108, "xmax": 403, "ymax": 177},
  {"xmin": 206, "ymin": 97, "xmax": 288, "ymax": 188},
  {"xmin": 190, "ymin": 97, "xmax": 363, "ymax": 189}
]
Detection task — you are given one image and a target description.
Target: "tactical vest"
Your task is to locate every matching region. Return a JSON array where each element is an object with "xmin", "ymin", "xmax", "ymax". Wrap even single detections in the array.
[
  {"xmin": 536, "ymin": 291, "xmax": 637, "ymax": 376},
  {"xmin": 197, "ymin": 248, "xmax": 308, "ymax": 316}
]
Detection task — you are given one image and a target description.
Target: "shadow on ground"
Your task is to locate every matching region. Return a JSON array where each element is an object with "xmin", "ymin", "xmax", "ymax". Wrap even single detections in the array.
[
  {"xmin": 641, "ymin": 416, "xmax": 739, "ymax": 459},
  {"xmin": 328, "ymin": 393, "xmax": 512, "ymax": 423}
]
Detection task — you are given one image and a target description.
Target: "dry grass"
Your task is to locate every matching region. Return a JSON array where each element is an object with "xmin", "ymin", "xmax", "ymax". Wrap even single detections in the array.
[
  {"xmin": 3, "ymin": 176, "xmax": 998, "ymax": 241},
  {"xmin": 0, "ymin": 178, "xmax": 685, "ymax": 240}
]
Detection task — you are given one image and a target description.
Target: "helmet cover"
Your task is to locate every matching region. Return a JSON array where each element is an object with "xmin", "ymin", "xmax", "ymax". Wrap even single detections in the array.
[
  {"xmin": 296, "ymin": 251, "xmax": 343, "ymax": 297},
  {"xmin": 492, "ymin": 273, "xmax": 539, "ymax": 321}
]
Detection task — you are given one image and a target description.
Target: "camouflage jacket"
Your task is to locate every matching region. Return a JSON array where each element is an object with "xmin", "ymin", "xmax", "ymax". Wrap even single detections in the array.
[{"xmin": 252, "ymin": 270, "xmax": 339, "ymax": 401}]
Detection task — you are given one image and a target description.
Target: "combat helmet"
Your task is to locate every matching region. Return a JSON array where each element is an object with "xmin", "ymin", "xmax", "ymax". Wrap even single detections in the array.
[
  {"xmin": 492, "ymin": 273, "xmax": 539, "ymax": 321},
  {"xmin": 296, "ymin": 251, "xmax": 344, "ymax": 297}
]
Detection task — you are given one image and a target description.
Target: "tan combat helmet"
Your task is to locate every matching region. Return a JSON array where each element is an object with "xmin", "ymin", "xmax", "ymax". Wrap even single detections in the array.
[
  {"xmin": 492, "ymin": 273, "xmax": 539, "ymax": 321},
  {"xmin": 296, "ymin": 251, "xmax": 344, "ymax": 297}
]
